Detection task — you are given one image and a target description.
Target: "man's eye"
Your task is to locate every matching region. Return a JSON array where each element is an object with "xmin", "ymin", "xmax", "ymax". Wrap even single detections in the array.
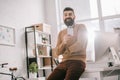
[
  {"xmin": 69, "ymin": 13, "xmax": 72, "ymax": 16},
  {"xmin": 64, "ymin": 14, "xmax": 67, "ymax": 16}
]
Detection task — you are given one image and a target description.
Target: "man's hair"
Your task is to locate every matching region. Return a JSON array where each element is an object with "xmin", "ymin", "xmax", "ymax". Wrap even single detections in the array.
[{"xmin": 63, "ymin": 7, "xmax": 74, "ymax": 13}]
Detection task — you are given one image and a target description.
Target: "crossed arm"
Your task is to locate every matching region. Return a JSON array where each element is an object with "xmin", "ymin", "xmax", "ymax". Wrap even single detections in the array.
[{"xmin": 56, "ymin": 24, "xmax": 88, "ymax": 56}]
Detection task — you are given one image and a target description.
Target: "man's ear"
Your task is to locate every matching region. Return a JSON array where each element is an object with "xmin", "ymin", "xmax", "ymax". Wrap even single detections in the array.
[{"xmin": 74, "ymin": 15, "xmax": 76, "ymax": 19}]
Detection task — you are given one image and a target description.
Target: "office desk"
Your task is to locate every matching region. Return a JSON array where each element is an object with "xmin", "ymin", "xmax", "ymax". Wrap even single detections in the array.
[{"xmin": 81, "ymin": 66, "xmax": 120, "ymax": 80}]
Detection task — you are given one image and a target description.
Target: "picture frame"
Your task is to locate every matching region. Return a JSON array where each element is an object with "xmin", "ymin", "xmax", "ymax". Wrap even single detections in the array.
[{"xmin": 0, "ymin": 25, "xmax": 15, "ymax": 46}]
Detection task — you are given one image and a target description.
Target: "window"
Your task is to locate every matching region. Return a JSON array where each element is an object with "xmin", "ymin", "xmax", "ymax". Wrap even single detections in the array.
[
  {"xmin": 101, "ymin": 0, "xmax": 120, "ymax": 16},
  {"xmin": 55, "ymin": 0, "xmax": 120, "ymax": 62},
  {"xmin": 104, "ymin": 18, "xmax": 120, "ymax": 32},
  {"xmin": 57, "ymin": 0, "xmax": 98, "ymax": 24}
]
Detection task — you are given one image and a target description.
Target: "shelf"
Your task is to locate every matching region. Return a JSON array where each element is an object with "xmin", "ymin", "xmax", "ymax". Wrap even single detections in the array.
[
  {"xmin": 28, "ymin": 56, "xmax": 51, "ymax": 58},
  {"xmin": 37, "ymin": 43, "xmax": 51, "ymax": 47},
  {"xmin": 36, "ymin": 30, "xmax": 50, "ymax": 35},
  {"xmin": 38, "ymin": 55, "xmax": 51, "ymax": 58},
  {"xmin": 27, "ymin": 30, "xmax": 50, "ymax": 35},
  {"xmin": 25, "ymin": 25, "xmax": 53, "ymax": 78},
  {"xmin": 28, "ymin": 56, "xmax": 36, "ymax": 58},
  {"xmin": 27, "ymin": 77, "xmax": 46, "ymax": 80}
]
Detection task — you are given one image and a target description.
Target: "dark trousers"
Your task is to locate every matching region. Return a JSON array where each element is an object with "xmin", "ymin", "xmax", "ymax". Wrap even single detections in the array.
[{"xmin": 47, "ymin": 60, "xmax": 85, "ymax": 80}]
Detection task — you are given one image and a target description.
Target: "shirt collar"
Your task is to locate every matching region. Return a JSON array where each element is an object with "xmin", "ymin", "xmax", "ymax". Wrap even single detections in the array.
[{"xmin": 68, "ymin": 23, "xmax": 75, "ymax": 28}]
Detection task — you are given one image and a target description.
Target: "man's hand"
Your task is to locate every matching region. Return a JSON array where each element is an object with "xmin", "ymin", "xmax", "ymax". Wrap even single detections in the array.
[
  {"xmin": 63, "ymin": 34, "xmax": 76, "ymax": 46},
  {"xmin": 63, "ymin": 34, "xmax": 72, "ymax": 44}
]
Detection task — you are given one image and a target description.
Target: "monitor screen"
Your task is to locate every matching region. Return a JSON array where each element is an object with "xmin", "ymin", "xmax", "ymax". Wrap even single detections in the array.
[{"xmin": 94, "ymin": 31, "xmax": 119, "ymax": 62}]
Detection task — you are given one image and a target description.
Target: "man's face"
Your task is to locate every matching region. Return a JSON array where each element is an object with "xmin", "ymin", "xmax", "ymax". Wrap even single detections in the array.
[{"xmin": 63, "ymin": 11, "xmax": 75, "ymax": 26}]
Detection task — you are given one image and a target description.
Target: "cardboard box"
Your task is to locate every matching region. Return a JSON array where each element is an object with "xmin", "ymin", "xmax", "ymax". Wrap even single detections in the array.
[{"xmin": 34, "ymin": 23, "xmax": 51, "ymax": 34}]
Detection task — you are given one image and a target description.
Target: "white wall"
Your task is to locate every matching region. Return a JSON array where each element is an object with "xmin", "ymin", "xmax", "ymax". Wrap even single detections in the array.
[
  {"xmin": 0, "ymin": 0, "xmax": 45, "ymax": 79},
  {"xmin": 44, "ymin": 0, "xmax": 58, "ymax": 48}
]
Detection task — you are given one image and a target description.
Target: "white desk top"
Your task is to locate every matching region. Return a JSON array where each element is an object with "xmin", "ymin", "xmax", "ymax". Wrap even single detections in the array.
[{"xmin": 85, "ymin": 66, "xmax": 120, "ymax": 72}]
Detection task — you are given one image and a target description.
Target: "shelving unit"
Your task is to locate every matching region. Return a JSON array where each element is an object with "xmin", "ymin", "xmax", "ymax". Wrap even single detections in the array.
[{"xmin": 25, "ymin": 24, "xmax": 53, "ymax": 79}]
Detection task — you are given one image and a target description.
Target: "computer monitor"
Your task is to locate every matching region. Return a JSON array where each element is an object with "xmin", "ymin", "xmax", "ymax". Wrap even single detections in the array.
[{"xmin": 94, "ymin": 31, "xmax": 120, "ymax": 64}]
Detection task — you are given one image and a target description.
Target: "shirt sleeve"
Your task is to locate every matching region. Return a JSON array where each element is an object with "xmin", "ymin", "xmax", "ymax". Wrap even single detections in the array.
[
  {"xmin": 67, "ymin": 24, "xmax": 88, "ymax": 53},
  {"xmin": 55, "ymin": 31, "xmax": 66, "ymax": 56}
]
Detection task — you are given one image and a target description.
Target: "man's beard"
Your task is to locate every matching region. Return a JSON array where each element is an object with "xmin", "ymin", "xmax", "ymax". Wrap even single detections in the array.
[{"xmin": 64, "ymin": 18, "xmax": 74, "ymax": 27}]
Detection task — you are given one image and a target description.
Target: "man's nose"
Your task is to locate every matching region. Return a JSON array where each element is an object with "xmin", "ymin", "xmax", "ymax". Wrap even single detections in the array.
[{"xmin": 66, "ymin": 16, "xmax": 71, "ymax": 18}]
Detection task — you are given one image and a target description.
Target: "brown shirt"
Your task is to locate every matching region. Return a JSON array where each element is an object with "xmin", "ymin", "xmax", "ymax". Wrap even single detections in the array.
[{"xmin": 55, "ymin": 24, "xmax": 88, "ymax": 63}]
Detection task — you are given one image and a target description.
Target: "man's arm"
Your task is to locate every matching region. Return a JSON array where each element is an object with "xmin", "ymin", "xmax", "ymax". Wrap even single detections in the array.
[
  {"xmin": 56, "ymin": 31, "xmax": 66, "ymax": 56},
  {"xmin": 67, "ymin": 24, "xmax": 88, "ymax": 53}
]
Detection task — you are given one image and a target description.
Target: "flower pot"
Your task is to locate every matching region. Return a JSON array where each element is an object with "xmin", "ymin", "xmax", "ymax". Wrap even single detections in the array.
[{"xmin": 29, "ymin": 72, "xmax": 37, "ymax": 78}]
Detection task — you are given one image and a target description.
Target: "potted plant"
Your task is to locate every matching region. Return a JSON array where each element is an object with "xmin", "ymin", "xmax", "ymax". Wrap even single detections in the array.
[{"xmin": 29, "ymin": 62, "xmax": 38, "ymax": 78}]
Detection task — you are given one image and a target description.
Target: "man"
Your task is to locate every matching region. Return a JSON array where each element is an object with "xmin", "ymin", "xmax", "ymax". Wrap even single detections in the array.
[{"xmin": 47, "ymin": 7, "xmax": 88, "ymax": 80}]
